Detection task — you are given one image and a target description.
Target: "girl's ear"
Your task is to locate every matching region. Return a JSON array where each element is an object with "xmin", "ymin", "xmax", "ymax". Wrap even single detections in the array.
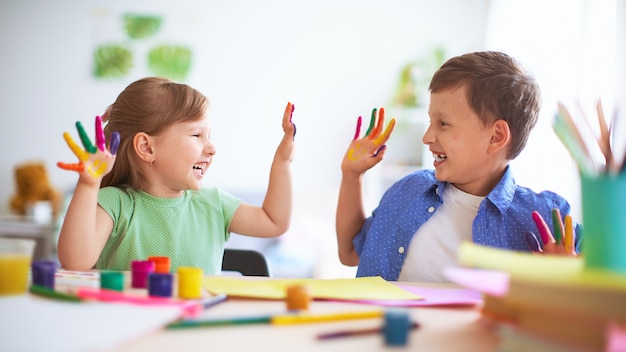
[
  {"xmin": 133, "ymin": 132, "xmax": 154, "ymax": 163},
  {"xmin": 488, "ymin": 119, "xmax": 511, "ymax": 154}
]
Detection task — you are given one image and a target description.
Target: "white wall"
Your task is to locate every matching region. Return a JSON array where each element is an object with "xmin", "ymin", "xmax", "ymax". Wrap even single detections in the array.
[
  {"xmin": 0, "ymin": 0, "xmax": 488, "ymax": 277},
  {"xmin": 0, "ymin": 0, "xmax": 487, "ymax": 205}
]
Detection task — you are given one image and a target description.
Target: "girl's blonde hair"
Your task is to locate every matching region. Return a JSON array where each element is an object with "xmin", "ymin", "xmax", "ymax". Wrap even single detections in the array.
[{"xmin": 101, "ymin": 77, "xmax": 208, "ymax": 189}]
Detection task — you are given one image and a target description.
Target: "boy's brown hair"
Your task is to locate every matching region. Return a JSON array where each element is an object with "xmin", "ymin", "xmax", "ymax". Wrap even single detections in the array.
[
  {"xmin": 429, "ymin": 51, "xmax": 541, "ymax": 159},
  {"xmin": 101, "ymin": 77, "xmax": 208, "ymax": 189}
]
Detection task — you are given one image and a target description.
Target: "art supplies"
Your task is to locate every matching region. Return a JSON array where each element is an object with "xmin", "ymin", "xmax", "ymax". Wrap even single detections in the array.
[
  {"xmin": 166, "ymin": 309, "xmax": 384, "ymax": 329},
  {"xmin": 317, "ymin": 322, "xmax": 420, "ymax": 340},
  {"xmin": 449, "ymin": 243, "xmax": 626, "ymax": 351}
]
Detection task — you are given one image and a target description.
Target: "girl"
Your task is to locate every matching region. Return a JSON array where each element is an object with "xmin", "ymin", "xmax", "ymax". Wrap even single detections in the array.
[{"xmin": 57, "ymin": 77, "xmax": 296, "ymax": 273}]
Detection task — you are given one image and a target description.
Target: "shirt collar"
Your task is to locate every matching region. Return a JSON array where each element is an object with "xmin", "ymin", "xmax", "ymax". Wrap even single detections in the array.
[{"xmin": 485, "ymin": 165, "xmax": 516, "ymax": 212}]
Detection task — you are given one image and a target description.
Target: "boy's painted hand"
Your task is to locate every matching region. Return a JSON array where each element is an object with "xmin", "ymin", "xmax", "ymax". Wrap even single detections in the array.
[
  {"xmin": 342, "ymin": 107, "xmax": 396, "ymax": 175},
  {"xmin": 526, "ymin": 210, "xmax": 577, "ymax": 256},
  {"xmin": 57, "ymin": 116, "xmax": 120, "ymax": 182}
]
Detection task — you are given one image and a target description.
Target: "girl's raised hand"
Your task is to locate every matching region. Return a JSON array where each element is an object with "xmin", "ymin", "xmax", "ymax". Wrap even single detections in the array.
[
  {"xmin": 282, "ymin": 101, "xmax": 296, "ymax": 140},
  {"xmin": 57, "ymin": 116, "xmax": 120, "ymax": 184},
  {"xmin": 341, "ymin": 107, "xmax": 396, "ymax": 175}
]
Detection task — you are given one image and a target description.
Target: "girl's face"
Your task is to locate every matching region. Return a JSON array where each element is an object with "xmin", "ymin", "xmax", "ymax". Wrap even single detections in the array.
[
  {"xmin": 149, "ymin": 117, "xmax": 215, "ymax": 197},
  {"xmin": 423, "ymin": 85, "xmax": 504, "ymax": 196}
]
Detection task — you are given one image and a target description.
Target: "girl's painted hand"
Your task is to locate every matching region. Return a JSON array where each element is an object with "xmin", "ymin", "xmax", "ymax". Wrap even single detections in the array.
[
  {"xmin": 526, "ymin": 210, "xmax": 578, "ymax": 256},
  {"xmin": 341, "ymin": 107, "xmax": 396, "ymax": 175},
  {"xmin": 282, "ymin": 101, "xmax": 296, "ymax": 140},
  {"xmin": 277, "ymin": 101, "xmax": 296, "ymax": 162},
  {"xmin": 57, "ymin": 116, "xmax": 120, "ymax": 184}
]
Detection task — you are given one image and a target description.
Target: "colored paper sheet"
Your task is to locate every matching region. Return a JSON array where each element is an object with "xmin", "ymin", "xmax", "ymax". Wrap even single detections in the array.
[
  {"xmin": 607, "ymin": 323, "xmax": 626, "ymax": 352},
  {"xmin": 0, "ymin": 295, "xmax": 180, "ymax": 352},
  {"xmin": 457, "ymin": 242, "xmax": 626, "ymax": 289},
  {"xmin": 203, "ymin": 276, "xmax": 422, "ymax": 301},
  {"xmin": 330, "ymin": 285, "xmax": 482, "ymax": 307},
  {"xmin": 443, "ymin": 266, "xmax": 509, "ymax": 297}
]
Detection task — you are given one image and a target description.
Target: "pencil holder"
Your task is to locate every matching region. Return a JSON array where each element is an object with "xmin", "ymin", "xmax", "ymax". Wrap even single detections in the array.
[{"xmin": 581, "ymin": 173, "xmax": 626, "ymax": 274}]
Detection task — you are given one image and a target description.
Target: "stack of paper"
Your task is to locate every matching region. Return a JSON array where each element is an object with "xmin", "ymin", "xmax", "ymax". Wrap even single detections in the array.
[{"xmin": 445, "ymin": 242, "xmax": 626, "ymax": 351}]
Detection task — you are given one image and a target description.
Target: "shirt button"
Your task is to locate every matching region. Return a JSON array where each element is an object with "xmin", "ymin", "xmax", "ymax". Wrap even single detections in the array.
[
  {"xmin": 398, "ymin": 247, "xmax": 405, "ymax": 254},
  {"xmin": 428, "ymin": 206, "xmax": 435, "ymax": 213}
]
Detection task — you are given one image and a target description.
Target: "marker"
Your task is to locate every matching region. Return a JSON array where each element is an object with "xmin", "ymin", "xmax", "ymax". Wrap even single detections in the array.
[
  {"xmin": 317, "ymin": 322, "xmax": 420, "ymax": 340},
  {"xmin": 200, "ymin": 293, "xmax": 227, "ymax": 310},
  {"xmin": 166, "ymin": 310, "xmax": 384, "ymax": 329},
  {"xmin": 551, "ymin": 209, "xmax": 565, "ymax": 245},
  {"xmin": 271, "ymin": 309, "xmax": 383, "ymax": 325},
  {"xmin": 76, "ymin": 287, "xmax": 201, "ymax": 317},
  {"xmin": 29, "ymin": 285, "xmax": 82, "ymax": 302},
  {"xmin": 166, "ymin": 315, "xmax": 272, "ymax": 329}
]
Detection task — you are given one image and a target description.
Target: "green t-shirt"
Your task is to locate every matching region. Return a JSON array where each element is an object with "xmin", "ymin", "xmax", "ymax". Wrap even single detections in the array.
[{"xmin": 96, "ymin": 187, "xmax": 241, "ymax": 274}]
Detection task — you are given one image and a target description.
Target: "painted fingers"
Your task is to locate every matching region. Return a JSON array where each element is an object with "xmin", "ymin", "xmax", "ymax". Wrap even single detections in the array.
[{"xmin": 57, "ymin": 116, "xmax": 120, "ymax": 178}]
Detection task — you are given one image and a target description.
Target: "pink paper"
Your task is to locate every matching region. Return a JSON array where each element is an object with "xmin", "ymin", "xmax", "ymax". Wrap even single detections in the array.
[{"xmin": 443, "ymin": 266, "xmax": 510, "ymax": 297}]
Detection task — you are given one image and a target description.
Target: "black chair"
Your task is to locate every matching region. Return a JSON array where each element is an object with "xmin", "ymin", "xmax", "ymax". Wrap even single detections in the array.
[{"xmin": 221, "ymin": 248, "xmax": 270, "ymax": 276}]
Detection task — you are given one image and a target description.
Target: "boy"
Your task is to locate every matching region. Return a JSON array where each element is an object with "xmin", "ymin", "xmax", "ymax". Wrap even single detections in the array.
[{"xmin": 336, "ymin": 51, "xmax": 580, "ymax": 282}]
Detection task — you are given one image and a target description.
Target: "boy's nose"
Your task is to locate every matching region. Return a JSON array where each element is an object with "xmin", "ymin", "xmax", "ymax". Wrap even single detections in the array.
[{"xmin": 422, "ymin": 125, "xmax": 434, "ymax": 145}]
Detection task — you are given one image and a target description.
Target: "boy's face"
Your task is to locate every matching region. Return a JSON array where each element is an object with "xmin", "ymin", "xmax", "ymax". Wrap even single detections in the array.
[{"xmin": 424, "ymin": 85, "xmax": 506, "ymax": 196}]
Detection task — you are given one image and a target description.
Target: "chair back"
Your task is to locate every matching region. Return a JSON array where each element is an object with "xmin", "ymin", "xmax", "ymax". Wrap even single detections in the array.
[{"xmin": 221, "ymin": 248, "xmax": 270, "ymax": 276}]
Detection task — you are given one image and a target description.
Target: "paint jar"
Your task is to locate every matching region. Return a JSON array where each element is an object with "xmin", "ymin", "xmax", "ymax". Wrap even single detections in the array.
[
  {"xmin": 147, "ymin": 256, "xmax": 171, "ymax": 273},
  {"xmin": 131, "ymin": 260, "xmax": 155, "ymax": 289},
  {"xmin": 100, "ymin": 271, "xmax": 125, "ymax": 291},
  {"xmin": 31, "ymin": 260, "xmax": 57, "ymax": 289},
  {"xmin": 581, "ymin": 173, "xmax": 626, "ymax": 274},
  {"xmin": 177, "ymin": 267, "xmax": 203, "ymax": 299}
]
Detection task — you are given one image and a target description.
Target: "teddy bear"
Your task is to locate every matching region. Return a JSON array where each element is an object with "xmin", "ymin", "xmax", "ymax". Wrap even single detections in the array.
[{"xmin": 9, "ymin": 161, "xmax": 62, "ymax": 219}]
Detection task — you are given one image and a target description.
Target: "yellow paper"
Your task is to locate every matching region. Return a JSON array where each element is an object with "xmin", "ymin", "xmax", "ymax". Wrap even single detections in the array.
[
  {"xmin": 457, "ymin": 241, "xmax": 626, "ymax": 290},
  {"xmin": 202, "ymin": 276, "xmax": 422, "ymax": 301}
]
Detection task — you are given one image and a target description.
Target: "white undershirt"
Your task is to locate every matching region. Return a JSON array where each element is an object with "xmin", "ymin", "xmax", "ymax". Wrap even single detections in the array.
[{"xmin": 398, "ymin": 184, "xmax": 484, "ymax": 282}]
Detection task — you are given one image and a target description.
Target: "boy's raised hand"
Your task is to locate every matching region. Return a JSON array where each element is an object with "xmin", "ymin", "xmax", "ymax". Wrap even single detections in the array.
[
  {"xmin": 341, "ymin": 107, "xmax": 396, "ymax": 175},
  {"xmin": 57, "ymin": 116, "xmax": 120, "ymax": 184}
]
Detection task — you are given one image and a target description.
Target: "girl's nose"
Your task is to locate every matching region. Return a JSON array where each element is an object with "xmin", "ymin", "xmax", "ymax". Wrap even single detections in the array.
[{"xmin": 205, "ymin": 139, "xmax": 216, "ymax": 156}]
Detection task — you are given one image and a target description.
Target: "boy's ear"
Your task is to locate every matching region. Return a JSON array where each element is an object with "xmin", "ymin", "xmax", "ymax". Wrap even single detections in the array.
[
  {"xmin": 488, "ymin": 119, "xmax": 511, "ymax": 154},
  {"xmin": 133, "ymin": 132, "xmax": 154, "ymax": 163}
]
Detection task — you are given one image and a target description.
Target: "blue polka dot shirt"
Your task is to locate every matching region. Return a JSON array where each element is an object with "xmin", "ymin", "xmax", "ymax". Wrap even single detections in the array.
[{"xmin": 353, "ymin": 166, "xmax": 583, "ymax": 281}]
